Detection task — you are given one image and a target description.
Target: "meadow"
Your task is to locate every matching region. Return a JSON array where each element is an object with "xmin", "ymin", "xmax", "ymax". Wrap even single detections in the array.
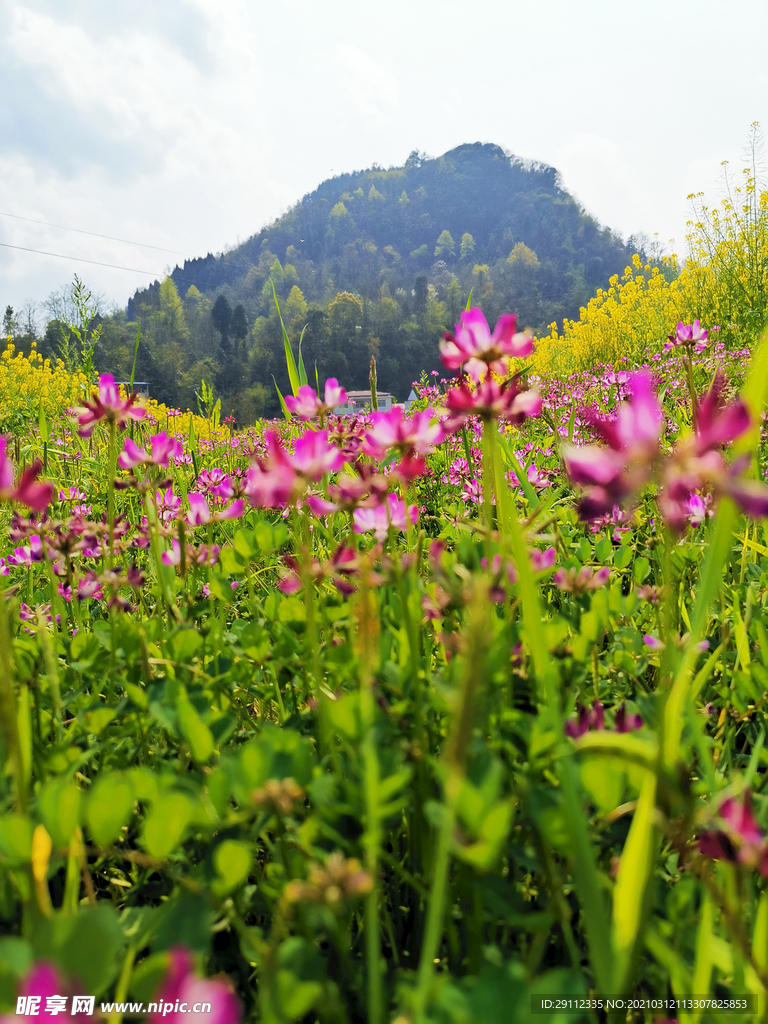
[{"xmin": 1, "ymin": 167, "xmax": 768, "ymax": 1024}]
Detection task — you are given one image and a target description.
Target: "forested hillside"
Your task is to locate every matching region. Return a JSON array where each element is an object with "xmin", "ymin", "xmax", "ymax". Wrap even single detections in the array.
[{"xmin": 49, "ymin": 144, "xmax": 647, "ymax": 421}]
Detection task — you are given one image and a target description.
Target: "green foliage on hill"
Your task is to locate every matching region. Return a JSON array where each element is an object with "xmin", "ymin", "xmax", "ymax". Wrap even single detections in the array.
[{"xmin": 120, "ymin": 143, "xmax": 642, "ymax": 420}]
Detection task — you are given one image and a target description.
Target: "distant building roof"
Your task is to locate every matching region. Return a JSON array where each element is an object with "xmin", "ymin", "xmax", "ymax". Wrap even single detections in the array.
[{"xmin": 344, "ymin": 390, "xmax": 393, "ymax": 398}]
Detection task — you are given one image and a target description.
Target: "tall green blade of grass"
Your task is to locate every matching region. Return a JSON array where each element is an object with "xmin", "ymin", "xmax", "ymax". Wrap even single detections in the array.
[
  {"xmin": 297, "ymin": 324, "xmax": 308, "ymax": 388},
  {"xmin": 271, "ymin": 280, "xmax": 300, "ymax": 397}
]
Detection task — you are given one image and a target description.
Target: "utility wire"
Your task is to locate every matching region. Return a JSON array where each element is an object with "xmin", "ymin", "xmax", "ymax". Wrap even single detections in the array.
[
  {"xmin": 0, "ymin": 240, "xmax": 163, "ymax": 276},
  {"xmin": 0, "ymin": 210, "xmax": 190, "ymax": 257}
]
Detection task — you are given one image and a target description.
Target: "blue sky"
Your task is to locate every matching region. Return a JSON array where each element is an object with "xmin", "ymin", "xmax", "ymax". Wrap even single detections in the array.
[{"xmin": 1, "ymin": 0, "xmax": 766, "ymax": 318}]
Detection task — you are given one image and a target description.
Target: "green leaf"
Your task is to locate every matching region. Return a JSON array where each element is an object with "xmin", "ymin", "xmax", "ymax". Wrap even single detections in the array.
[
  {"xmin": 219, "ymin": 546, "xmax": 246, "ymax": 576},
  {"xmin": 279, "ymin": 596, "xmax": 307, "ymax": 624},
  {"xmin": 32, "ymin": 904, "xmax": 123, "ymax": 995},
  {"xmin": 83, "ymin": 705, "xmax": 116, "ymax": 735},
  {"xmin": 86, "ymin": 774, "xmax": 134, "ymax": 848},
  {"xmin": 0, "ymin": 815, "xmax": 33, "ymax": 865},
  {"xmin": 496, "ymin": 432, "xmax": 538, "ymax": 506},
  {"xmin": 212, "ymin": 840, "xmax": 252, "ymax": 895},
  {"xmin": 271, "ymin": 280, "xmax": 300, "ymax": 396},
  {"xmin": 38, "ymin": 402, "xmax": 49, "ymax": 443},
  {"xmin": 233, "ymin": 528, "xmax": 259, "ymax": 559},
  {"xmin": 129, "ymin": 323, "xmax": 141, "ymax": 391},
  {"xmin": 611, "ymin": 771, "xmax": 657, "ymax": 991},
  {"xmin": 575, "ymin": 731, "xmax": 658, "ymax": 773},
  {"xmin": 169, "ymin": 627, "xmax": 203, "ymax": 662},
  {"xmin": 580, "ymin": 757, "xmax": 624, "ymax": 814},
  {"xmin": 177, "ymin": 702, "xmax": 214, "ymax": 763},
  {"xmin": 38, "ymin": 780, "xmax": 81, "ymax": 848},
  {"xmin": 297, "ymin": 324, "xmax": 308, "ymax": 387},
  {"xmin": 632, "ymin": 556, "xmax": 651, "ymax": 583},
  {"xmin": 143, "ymin": 792, "xmax": 192, "ymax": 859},
  {"xmin": 614, "ymin": 545, "xmax": 633, "ymax": 569},
  {"xmin": 272, "ymin": 375, "xmax": 291, "ymax": 421}
]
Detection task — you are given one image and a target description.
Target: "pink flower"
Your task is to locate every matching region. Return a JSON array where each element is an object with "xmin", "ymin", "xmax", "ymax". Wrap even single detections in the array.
[
  {"xmin": 664, "ymin": 319, "xmax": 709, "ymax": 353},
  {"xmin": 245, "ymin": 432, "xmax": 297, "ymax": 508},
  {"xmin": 74, "ymin": 374, "xmax": 146, "ymax": 438},
  {"xmin": 553, "ymin": 565, "xmax": 610, "ymax": 594},
  {"xmin": 0, "ymin": 436, "xmax": 53, "ymax": 512},
  {"xmin": 285, "ymin": 379, "xmax": 348, "ymax": 419},
  {"xmin": 363, "ymin": 407, "xmax": 444, "ymax": 478},
  {"xmin": 442, "ymin": 377, "xmax": 542, "ymax": 430},
  {"xmin": 186, "ymin": 492, "xmax": 245, "ymax": 525},
  {"xmin": 1, "ymin": 961, "xmax": 93, "ymax": 1023},
  {"xmin": 353, "ymin": 492, "xmax": 417, "ymax": 541},
  {"xmin": 8, "ymin": 535, "xmax": 44, "ymax": 566},
  {"xmin": 293, "ymin": 428, "xmax": 346, "ymax": 479},
  {"xmin": 118, "ymin": 431, "xmax": 183, "ymax": 469},
  {"xmin": 440, "ymin": 308, "xmax": 533, "ymax": 380},
  {"xmin": 643, "ymin": 635, "xmax": 665, "ymax": 652},
  {"xmin": 660, "ymin": 372, "xmax": 768, "ymax": 531},
  {"xmin": 699, "ymin": 791, "xmax": 768, "ymax": 876},
  {"xmin": 565, "ymin": 700, "xmax": 642, "ymax": 739},
  {"xmin": 156, "ymin": 486, "xmax": 182, "ymax": 523},
  {"xmin": 561, "ymin": 371, "xmax": 663, "ymax": 520},
  {"xmin": 530, "ymin": 547, "xmax": 556, "ymax": 572},
  {"xmin": 147, "ymin": 947, "xmax": 240, "ymax": 1024}
]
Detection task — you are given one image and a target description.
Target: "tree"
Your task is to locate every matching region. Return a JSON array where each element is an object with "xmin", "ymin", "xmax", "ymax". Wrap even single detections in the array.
[
  {"xmin": 211, "ymin": 295, "xmax": 233, "ymax": 345},
  {"xmin": 230, "ymin": 304, "xmax": 248, "ymax": 344},
  {"xmin": 3, "ymin": 306, "xmax": 17, "ymax": 339},
  {"xmin": 434, "ymin": 230, "xmax": 456, "ymax": 259},
  {"xmin": 156, "ymin": 278, "xmax": 189, "ymax": 343},
  {"xmin": 460, "ymin": 233, "xmax": 476, "ymax": 262}
]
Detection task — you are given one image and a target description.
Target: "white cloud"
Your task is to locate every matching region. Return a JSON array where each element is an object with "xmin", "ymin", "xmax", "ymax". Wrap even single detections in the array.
[
  {"xmin": 0, "ymin": 0, "xmax": 765, "ymax": 312},
  {"xmin": 334, "ymin": 44, "xmax": 400, "ymax": 120}
]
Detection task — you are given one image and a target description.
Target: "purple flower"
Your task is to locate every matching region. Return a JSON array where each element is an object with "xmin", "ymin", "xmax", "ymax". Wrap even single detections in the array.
[
  {"xmin": 614, "ymin": 702, "xmax": 643, "ymax": 733},
  {"xmin": 565, "ymin": 700, "xmax": 605, "ymax": 738}
]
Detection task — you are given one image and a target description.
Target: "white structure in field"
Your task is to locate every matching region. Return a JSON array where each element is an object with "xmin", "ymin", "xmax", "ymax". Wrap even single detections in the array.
[
  {"xmin": 403, "ymin": 389, "xmax": 418, "ymax": 411},
  {"xmin": 116, "ymin": 381, "xmax": 151, "ymax": 397},
  {"xmin": 334, "ymin": 390, "xmax": 394, "ymax": 415}
]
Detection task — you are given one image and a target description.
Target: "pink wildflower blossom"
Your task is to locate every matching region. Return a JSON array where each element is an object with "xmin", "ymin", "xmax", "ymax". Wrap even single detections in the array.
[
  {"xmin": 74, "ymin": 374, "xmax": 146, "ymax": 438},
  {"xmin": 0, "ymin": 436, "xmax": 53, "ymax": 512},
  {"xmin": 118, "ymin": 431, "xmax": 183, "ymax": 469},
  {"xmin": 699, "ymin": 791, "xmax": 768, "ymax": 876},
  {"xmin": 353, "ymin": 492, "xmax": 417, "ymax": 542},
  {"xmin": 285, "ymin": 378, "xmax": 348, "ymax": 419},
  {"xmin": 664, "ymin": 320, "xmax": 709, "ymax": 353},
  {"xmin": 146, "ymin": 947, "xmax": 240, "ymax": 1024},
  {"xmin": 440, "ymin": 308, "xmax": 534, "ymax": 380},
  {"xmin": 442, "ymin": 377, "xmax": 542, "ymax": 430},
  {"xmin": 186, "ymin": 493, "xmax": 244, "ymax": 526}
]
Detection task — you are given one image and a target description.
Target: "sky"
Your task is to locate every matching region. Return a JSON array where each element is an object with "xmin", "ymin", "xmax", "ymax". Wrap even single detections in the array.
[{"xmin": 1, "ymin": 0, "xmax": 766, "ymax": 323}]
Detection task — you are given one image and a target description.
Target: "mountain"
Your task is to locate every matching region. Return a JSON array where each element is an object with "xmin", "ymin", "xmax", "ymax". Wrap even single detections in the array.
[{"xmin": 120, "ymin": 143, "xmax": 643, "ymax": 420}]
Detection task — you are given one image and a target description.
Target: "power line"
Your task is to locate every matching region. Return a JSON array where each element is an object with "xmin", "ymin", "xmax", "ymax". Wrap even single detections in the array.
[
  {"xmin": 0, "ymin": 210, "xmax": 190, "ymax": 257},
  {"xmin": 0, "ymin": 240, "xmax": 163, "ymax": 276}
]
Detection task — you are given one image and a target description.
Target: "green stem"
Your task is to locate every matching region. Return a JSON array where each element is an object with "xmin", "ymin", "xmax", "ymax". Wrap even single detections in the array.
[{"xmin": 0, "ymin": 602, "xmax": 28, "ymax": 813}]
